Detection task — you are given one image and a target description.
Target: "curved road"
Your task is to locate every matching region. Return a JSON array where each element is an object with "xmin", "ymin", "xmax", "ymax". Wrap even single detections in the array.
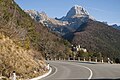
[{"xmin": 42, "ymin": 61, "xmax": 120, "ymax": 80}]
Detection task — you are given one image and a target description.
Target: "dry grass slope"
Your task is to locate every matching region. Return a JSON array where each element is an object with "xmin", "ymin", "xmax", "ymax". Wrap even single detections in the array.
[
  {"xmin": 0, "ymin": 33, "xmax": 47, "ymax": 79},
  {"xmin": 0, "ymin": 0, "xmax": 71, "ymax": 79}
]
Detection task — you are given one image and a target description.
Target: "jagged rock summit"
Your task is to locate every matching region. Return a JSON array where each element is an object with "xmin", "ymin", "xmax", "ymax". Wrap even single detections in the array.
[
  {"xmin": 61, "ymin": 5, "xmax": 89, "ymax": 21},
  {"xmin": 25, "ymin": 5, "xmax": 94, "ymax": 35},
  {"xmin": 68, "ymin": 5, "xmax": 89, "ymax": 17}
]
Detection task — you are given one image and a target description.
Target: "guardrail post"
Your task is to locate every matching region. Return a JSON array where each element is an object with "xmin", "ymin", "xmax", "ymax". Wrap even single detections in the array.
[
  {"xmin": 47, "ymin": 58, "xmax": 49, "ymax": 61},
  {"xmin": 46, "ymin": 63, "xmax": 50, "ymax": 70},
  {"xmin": 55, "ymin": 58, "xmax": 56, "ymax": 61},
  {"xmin": 64, "ymin": 58, "xmax": 65, "ymax": 61},
  {"xmin": 107, "ymin": 58, "xmax": 113, "ymax": 64},
  {"xmin": 51, "ymin": 58, "xmax": 53, "ymax": 61},
  {"xmin": 68, "ymin": 57, "xmax": 70, "ymax": 61},
  {"xmin": 89, "ymin": 57, "xmax": 91, "ymax": 62},
  {"xmin": 78, "ymin": 57, "xmax": 80, "ymax": 61},
  {"xmin": 58, "ymin": 57, "xmax": 60, "ymax": 60},
  {"xmin": 11, "ymin": 71, "xmax": 16, "ymax": 80},
  {"xmin": 95, "ymin": 57, "xmax": 97, "ymax": 62},
  {"xmin": 101, "ymin": 57, "xmax": 104, "ymax": 63},
  {"xmin": 84, "ymin": 57, "xmax": 86, "ymax": 61}
]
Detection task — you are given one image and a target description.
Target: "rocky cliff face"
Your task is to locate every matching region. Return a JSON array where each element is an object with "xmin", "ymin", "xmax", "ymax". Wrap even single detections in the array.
[
  {"xmin": 60, "ymin": 5, "xmax": 89, "ymax": 21},
  {"xmin": 25, "ymin": 5, "xmax": 94, "ymax": 35}
]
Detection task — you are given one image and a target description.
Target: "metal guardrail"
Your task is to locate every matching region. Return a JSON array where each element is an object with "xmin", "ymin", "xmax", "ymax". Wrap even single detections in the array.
[{"xmin": 46, "ymin": 57, "xmax": 113, "ymax": 64}]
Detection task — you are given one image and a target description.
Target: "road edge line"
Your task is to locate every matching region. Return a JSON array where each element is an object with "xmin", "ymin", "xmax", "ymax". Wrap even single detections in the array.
[
  {"xmin": 60, "ymin": 61, "xmax": 93, "ymax": 79},
  {"xmin": 44, "ymin": 65, "xmax": 58, "ymax": 79},
  {"xmin": 29, "ymin": 67, "xmax": 52, "ymax": 80},
  {"xmin": 80, "ymin": 65, "xmax": 93, "ymax": 80}
]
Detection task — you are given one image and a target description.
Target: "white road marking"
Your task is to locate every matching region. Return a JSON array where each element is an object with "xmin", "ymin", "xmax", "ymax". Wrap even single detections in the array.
[
  {"xmin": 45, "ymin": 61, "xmax": 93, "ymax": 80},
  {"xmin": 59, "ymin": 61, "xmax": 93, "ymax": 80},
  {"xmin": 67, "ymin": 62, "xmax": 93, "ymax": 80},
  {"xmin": 56, "ymin": 63, "xmax": 93, "ymax": 80},
  {"xmin": 79, "ymin": 65, "xmax": 93, "ymax": 79},
  {"xmin": 30, "ymin": 67, "xmax": 52, "ymax": 80},
  {"xmin": 44, "ymin": 65, "xmax": 58, "ymax": 79}
]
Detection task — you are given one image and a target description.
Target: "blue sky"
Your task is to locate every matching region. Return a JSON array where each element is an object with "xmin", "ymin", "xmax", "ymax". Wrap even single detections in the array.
[{"xmin": 15, "ymin": 0, "xmax": 120, "ymax": 25}]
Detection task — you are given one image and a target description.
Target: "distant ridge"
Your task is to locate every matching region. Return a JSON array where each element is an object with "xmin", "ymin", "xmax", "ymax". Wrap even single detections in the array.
[
  {"xmin": 25, "ymin": 5, "xmax": 94, "ymax": 35},
  {"xmin": 64, "ymin": 19, "xmax": 120, "ymax": 60},
  {"xmin": 26, "ymin": 5, "xmax": 120, "ymax": 60}
]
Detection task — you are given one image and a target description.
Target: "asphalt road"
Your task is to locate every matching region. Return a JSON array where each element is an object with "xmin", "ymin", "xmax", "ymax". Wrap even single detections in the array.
[{"xmin": 42, "ymin": 61, "xmax": 120, "ymax": 80}]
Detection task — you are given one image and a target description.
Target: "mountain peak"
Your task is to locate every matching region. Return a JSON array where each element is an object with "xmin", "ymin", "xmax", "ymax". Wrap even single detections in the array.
[
  {"xmin": 73, "ymin": 5, "xmax": 83, "ymax": 10},
  {"xmin": 64, "ymin": 5, "xmax": 89, "ymax": 20}
]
